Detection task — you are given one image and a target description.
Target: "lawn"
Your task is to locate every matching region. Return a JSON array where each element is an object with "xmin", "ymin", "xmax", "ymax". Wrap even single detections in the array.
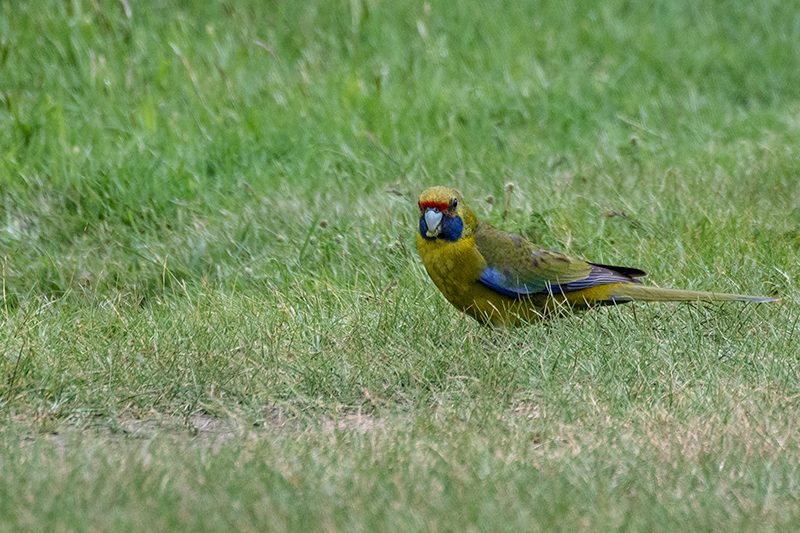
[{"xmin": 2, "ymin": 0, "xmax": 800, "ymax": 530}]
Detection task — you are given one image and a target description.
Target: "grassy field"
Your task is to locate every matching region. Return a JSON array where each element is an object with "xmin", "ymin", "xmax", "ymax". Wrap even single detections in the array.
[{"xmin": 2, "ymin": 0, "xmax": 800, "ymax": 529}]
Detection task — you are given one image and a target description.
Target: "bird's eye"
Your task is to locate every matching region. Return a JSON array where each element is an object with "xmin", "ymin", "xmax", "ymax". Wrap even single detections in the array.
[{"xmin": 450, "ymin": 199, "xmax": 458, "ymax": 209}]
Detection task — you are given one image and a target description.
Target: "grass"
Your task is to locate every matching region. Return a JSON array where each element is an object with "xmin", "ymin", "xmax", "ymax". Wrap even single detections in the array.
[{"xmin": 2, "ymin": 0, "xmax": 800, "ymax": 529}]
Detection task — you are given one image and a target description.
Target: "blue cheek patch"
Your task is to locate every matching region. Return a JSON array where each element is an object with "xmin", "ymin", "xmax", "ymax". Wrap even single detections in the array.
[
  {"xmin": 440, "ymin": 216, "xmax": 463, "ymax": 242},
  {"xmin": 419, "ymin": 215, "xmax": 463, "ymax": 242},
  {"xmin": 419, "ymin": 217, "xmax": 434, "ymax": 240}
]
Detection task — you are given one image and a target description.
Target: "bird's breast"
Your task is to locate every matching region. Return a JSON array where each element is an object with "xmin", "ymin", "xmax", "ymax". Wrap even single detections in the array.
[{"xmin": 416, "ymin": 235, "xmax": 486, "ymax": 304}]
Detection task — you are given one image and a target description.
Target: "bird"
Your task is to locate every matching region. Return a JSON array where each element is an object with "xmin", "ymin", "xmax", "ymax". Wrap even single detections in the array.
[{"xmin": 416, "ymin": 186, "xmax": 777, "ymax": 326}]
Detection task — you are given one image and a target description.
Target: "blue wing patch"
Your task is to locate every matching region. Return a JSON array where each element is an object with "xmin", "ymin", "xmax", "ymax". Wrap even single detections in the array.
[
  {"xmin": 479, "ymin": 265, "xmax": 641, "ymax": 299},
  {"xmin": 478, "ymin": 266, "xmax": 543, "ymax": 298}
]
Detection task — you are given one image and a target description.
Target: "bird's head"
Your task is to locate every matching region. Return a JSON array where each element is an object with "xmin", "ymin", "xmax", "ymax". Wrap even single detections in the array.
[{"xmin": 418, "ymin": 186, "xmax": 477, "ymax": 242}]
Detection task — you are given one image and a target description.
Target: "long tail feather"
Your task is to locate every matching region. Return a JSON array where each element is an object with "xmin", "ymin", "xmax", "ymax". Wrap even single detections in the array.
[{"xmin": 609, "ymin": 284, "xmax": 777, "ymax": 303}]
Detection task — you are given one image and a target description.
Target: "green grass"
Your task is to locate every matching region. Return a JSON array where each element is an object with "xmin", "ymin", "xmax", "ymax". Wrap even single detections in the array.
[{"xmin": 2, "ymin": 0, "xmax": 800, "ymax": 530}]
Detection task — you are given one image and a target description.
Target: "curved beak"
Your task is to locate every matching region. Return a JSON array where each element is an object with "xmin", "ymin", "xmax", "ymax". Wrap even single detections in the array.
[{"xmin": 424, "ymin": 208, "xmax": 443, "ymax": 238}]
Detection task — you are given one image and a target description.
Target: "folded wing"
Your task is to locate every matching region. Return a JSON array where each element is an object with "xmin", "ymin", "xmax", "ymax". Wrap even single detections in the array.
[{"xmin": 474, "ymin": 222, "xmax": 645, "ymax": 299}]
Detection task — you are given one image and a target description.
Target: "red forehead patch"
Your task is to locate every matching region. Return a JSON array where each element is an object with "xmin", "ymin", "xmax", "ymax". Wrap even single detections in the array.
[{"xmin": 419, "ymin": 201, "xmax": 450, "ymax": 211}]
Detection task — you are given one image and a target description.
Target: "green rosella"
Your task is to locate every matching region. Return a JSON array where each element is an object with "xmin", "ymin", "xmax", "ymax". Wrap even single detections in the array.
[{"xmin": 416, "ymin": 186, "xmax": 776, "ymax": 326}]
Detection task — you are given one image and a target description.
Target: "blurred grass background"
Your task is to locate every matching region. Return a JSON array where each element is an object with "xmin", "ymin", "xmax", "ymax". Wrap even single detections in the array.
[{"xmin": 1, "ymin": 0, "xmax": 800, "ymax": 530}]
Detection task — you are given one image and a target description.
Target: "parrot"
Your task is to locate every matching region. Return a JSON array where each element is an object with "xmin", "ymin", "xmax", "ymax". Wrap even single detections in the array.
[{"xmin": 416, "ymin": 186, "xmax": 777, "ymax": 326}]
